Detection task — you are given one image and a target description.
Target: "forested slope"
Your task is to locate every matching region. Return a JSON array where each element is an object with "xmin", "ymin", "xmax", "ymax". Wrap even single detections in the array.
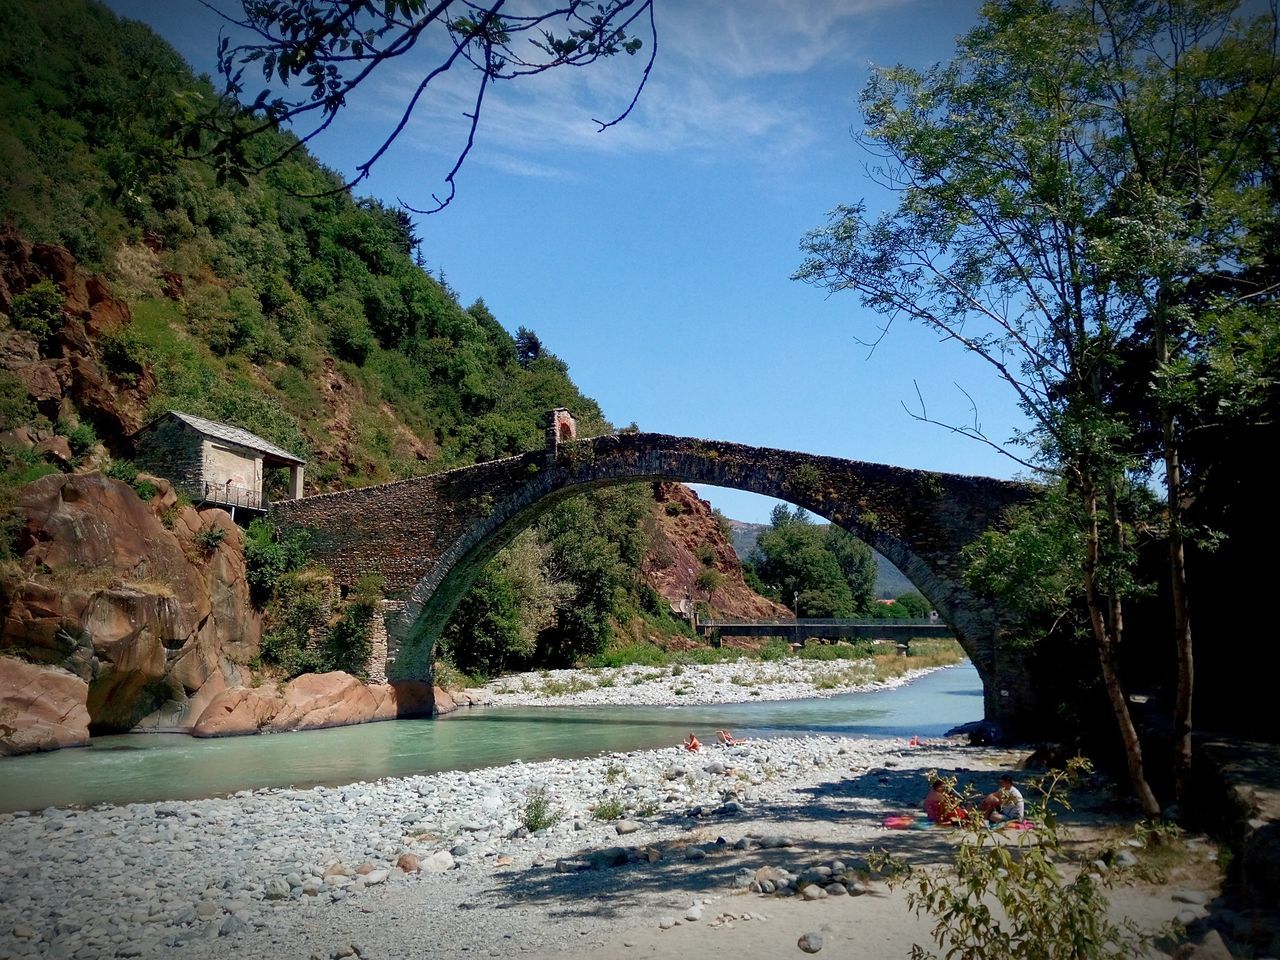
[{"xmin": 0, "ymin": 0, "xmax": 768, "ymax": 679}]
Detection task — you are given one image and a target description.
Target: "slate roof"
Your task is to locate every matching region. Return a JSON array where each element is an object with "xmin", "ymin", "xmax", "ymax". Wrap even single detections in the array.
[{"xmin": 143, "ymin": 411, "xmax": 304, "ymax": 465}]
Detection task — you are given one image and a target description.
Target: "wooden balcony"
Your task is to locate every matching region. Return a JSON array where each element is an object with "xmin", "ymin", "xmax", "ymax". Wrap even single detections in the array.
[{"xmin": 197, "ymin": 481, "xmax": 266, "ymax": 513}]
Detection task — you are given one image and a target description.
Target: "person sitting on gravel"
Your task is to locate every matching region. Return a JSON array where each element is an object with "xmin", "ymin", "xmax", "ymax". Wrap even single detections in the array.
[
  {"xmin": 716, "ymin": 729, "xmax": 746, "ymax": 746},
  {"xmin": 683, "ymin": 732, "xmax": 701, "ymax": 752},
  {"xmin": 923, "ymin": 778, "xmax": 968, "ymax": 825},
  {"xmin": 981, "ymin": 775, "xmax": 1025, "ymax": 823}
]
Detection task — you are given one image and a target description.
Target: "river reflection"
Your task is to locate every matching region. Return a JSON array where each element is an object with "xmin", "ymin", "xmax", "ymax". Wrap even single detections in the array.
[{"xmin": 0, "ymin": 662, "xmax": 982, "ymax": 813}]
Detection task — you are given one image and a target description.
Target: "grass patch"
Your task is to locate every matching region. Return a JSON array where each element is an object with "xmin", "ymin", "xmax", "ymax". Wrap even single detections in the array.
[
  {"xmin": 592, "ymin": 796, "xmax": 626, "ymax": 821},
  {"xmin": 534, "ymin": 675, "xmax": 596, "ymax": 697}
]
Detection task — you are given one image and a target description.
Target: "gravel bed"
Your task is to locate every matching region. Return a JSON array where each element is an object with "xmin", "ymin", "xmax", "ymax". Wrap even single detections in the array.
[
  {"xmin": 479, "ymin": 658, "xmax": 952, "ymax": 707},
  {"xmin": 0, "ymin": 735, "xmax": 1012, "ymax": 960}
]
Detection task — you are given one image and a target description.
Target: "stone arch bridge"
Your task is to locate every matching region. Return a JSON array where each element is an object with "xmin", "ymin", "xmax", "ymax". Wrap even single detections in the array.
[{"xmin": 272, "ymin": 433, "xmax": 1037, "ymax": 727}]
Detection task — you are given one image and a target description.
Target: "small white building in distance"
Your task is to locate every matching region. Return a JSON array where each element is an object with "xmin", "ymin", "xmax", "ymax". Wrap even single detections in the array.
[{"xmin": 131, "ymin": 411, "xmax": 305, "ymax": 518}]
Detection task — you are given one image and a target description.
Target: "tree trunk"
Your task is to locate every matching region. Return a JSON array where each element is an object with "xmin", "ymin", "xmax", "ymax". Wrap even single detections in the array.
[
  {"xmin": 1081, "ymin": 478, "xmax": 1163, "ymax": 818},
  {"xmin": 1156, "ymin": 302, "xmax": 1194, "ymax": 809}
]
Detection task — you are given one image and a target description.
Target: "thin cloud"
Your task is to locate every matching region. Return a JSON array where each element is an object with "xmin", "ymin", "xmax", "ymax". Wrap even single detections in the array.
[{"xmin": 314, "ymin": 0, "xmax": 915, "ymax": 179}]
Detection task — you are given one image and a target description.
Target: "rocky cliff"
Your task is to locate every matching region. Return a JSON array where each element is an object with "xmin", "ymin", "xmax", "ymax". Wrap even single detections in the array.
[
  {"xmin": 0, "ymin": 236, "xmax": 777, "ymax": 755},
  {"xmin": 0, "ymin": 470, "xmax": 451, "ymax": 754},
  {"xmin": 645, "ymin": 482, "xmax": 790, "ymax": 621},
  {"xmin": 0, "ymin": 229, "xmax": 155, "ymax": 449}
]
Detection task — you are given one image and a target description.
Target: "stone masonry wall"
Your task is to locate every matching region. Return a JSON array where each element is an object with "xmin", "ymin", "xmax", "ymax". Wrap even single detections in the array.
[
  {"xmin": 273, "ymin": 434, "xmax": 1038, "ymax": 726},
  {"xmin": 133, "ymin": 418, "xmax": 204, "ymax": 496}
]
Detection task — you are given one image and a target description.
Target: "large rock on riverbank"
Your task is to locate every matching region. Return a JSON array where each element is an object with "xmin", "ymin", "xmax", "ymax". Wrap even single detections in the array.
[
  {"xmin": 2, "ymin": 471, "xmax": 258, "ymax": 741},
  {"xmin": 190, "ymin": 673, "xmax": 446, "ymax": 737},
  {"xmin": 0, "ymin": 658, "xmax": 90, "ymax": 755}
]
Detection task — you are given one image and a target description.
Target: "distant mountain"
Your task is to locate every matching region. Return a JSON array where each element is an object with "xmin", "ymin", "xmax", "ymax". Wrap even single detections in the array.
[
  {"xmin": 727, "ymin": 519, "xmax": 766, "ymax": 560},
  {"xmin": 726, "ymin": 519, "xmax": 914, "ymax": 599}
]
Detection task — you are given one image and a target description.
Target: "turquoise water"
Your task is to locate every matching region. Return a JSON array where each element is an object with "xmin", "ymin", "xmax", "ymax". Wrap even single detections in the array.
[{"xmin": 0, "ymin": 663, "xmax": 982, "ymax": 813}]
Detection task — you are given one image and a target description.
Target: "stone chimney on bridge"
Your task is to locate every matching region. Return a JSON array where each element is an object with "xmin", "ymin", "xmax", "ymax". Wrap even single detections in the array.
[{"xmin": 546, "ymin": 408, "xmax": 577, "ymax": 453}]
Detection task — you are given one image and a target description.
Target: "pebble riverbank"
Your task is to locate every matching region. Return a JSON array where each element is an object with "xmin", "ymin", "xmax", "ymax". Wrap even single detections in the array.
[
  {"xmin": 0, "ymin": 734, "xmax": 1031, "ymax": 960},
  {"xmin": 479, "ymin": 658, "xmax": 950, "ymax": 707}
]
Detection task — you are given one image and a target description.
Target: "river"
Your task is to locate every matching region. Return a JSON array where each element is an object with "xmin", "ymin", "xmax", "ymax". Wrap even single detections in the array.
[{"xmin": 0, "ymin": 662, "xmax": 982, "ymax": 813}]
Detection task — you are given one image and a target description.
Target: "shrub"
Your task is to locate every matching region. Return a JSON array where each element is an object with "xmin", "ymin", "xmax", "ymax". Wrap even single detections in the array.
[
  {"xmin": 522, "ymin": 787, "xmax": 561, "ymax": 833},
  {"xmin": 243, "ymin": 517, "xmax": 309, "ymax": 605},
  {"xmin": 257, "ymin": 569, "xmax": 331, "ymax": 677},
  {"xmin": 60, "ymin": 420, "xmax": 99, "ymax": 464},
  {"xmin": 433, "ymin": 659, "xmax": 483, "ymax": 690},
  {"xmin": 10, "ymin": 280, "xmax": 64, "ymax": 347},
  {"xmin": 796, "ymin": 640, "xmax": 873, "ymax": 661},
  {"xmin": 0, "ymin": 371, "xmax": 35, "ymax": 431},
  {"xmin": 98, "ymin": 330, "xmax": 147, "ymax": 385},
  {"xmin": 193, "ymin": 524, "xmax": 226, "ymax": 553},
  {"xmin": 322, "ymin": 598, "xmax": 374, "ymax": 679},
  {"xmin": 105, "ymin": 458, "xmax": 139, "ymax": 484},
  {"xmin": 665, "ymin": 501, "xmax": 683, "ymax": 516},
  {"xmin": 759, "ymin": 639, "xmax": 791, "ymax": 661},
  {"xmin": 591, "ymin": 796, "xmax": 626, "ymax": 821},
  {"xmin": 876, "ymin": 758, "xmax": 1148, "ymax": 960}
]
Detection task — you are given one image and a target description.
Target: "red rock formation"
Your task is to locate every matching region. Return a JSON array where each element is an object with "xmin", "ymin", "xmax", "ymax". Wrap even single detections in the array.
[
  {"xmin": 2, "ymin": 471, "xmax": 259, "ymax": 739},
  {"xmin": 190, "ymin": 674, "xmax": 448, "ymax": 737},
  {"xmin": 0, "ymin": 658, "xmax": 91, "ymax": 756},
  {"xmin": 0, "ymin": 228, "xmax": 154, "ymax": 439},
  {"xmin": 645, "ymin": 482, "xmax": 791, "ymax": 621}
]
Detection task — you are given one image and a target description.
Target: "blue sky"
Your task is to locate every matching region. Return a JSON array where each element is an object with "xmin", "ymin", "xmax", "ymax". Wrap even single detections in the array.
[{"xmin": 107, "ymin": 0, "xmax": 1030, "ymax": 523}]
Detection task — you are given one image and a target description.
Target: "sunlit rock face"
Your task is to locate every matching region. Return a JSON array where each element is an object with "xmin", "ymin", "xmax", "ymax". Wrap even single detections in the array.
[
  {"xmin": 0, "ymin": 657, "xmax": 91, "ymax": 756},
  {"xmin": 2, "ymin": 471, "xmax": 258, "ymax": 742}
]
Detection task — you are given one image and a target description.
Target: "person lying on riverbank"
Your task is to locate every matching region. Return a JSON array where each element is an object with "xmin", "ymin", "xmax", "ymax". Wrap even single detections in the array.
[
  {"xmin": 683, "ymin": 732, "xmax": 700, "ymax": 752},
  {"xmin": 716, "ymin": 729, "xmax": 746, "ymax": 746},
  {"xmin": 923, "ymin": 778, "xmax": 968, "ymax": 825}
]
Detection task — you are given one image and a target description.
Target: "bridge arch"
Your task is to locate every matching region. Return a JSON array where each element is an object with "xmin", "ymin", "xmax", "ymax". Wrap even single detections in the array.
[{"xmin": 274, "ymin": 433, "xmax": 1036, "ymax": 726}]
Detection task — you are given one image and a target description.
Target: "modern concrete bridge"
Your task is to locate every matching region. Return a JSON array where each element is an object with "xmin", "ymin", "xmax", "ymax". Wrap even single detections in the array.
[
  {"xmin": 695, "ymin": 618, "xmax": 954, "ymax": 643},
  {"xmin": 273, "ymin": 426, "xmax": 1036, "ymax": 727}
]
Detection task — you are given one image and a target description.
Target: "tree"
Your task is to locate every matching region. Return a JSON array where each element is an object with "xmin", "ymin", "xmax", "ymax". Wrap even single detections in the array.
[
  {"xmin": 694, "ymin": 567, "xmax": 726, "ymax": 606},
  {"xmin": 824, "ymin": 524, "xmax": 878, "ymax": 615},
  {"xmin": 748, "ymin": 505, "xmax": 864, "ymax": 618},
  {"xmin": 893, "ymin": 591, "xmax": 931, "ymax": 619},
  {"xmin": 185, "ymin": 0, "xmax": 656, "ymax": 211},
  {"xmin": 796, "ymin": 0, "xmax": 1278, "ymax": 816},
  {"xmin": 515, "ymin": 326, "xmax": 545, "ymax": 368}
]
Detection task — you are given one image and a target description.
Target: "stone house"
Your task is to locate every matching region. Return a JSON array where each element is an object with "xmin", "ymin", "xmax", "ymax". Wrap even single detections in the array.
[{"xmin": 131, "ymin": 411, "xmax": 304, "ymax": 517}]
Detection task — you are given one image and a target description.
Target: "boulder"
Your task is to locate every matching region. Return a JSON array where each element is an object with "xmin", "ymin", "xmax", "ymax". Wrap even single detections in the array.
[
  {"xmin": 132, "ymin": 660, "xmax": 248, "ymax": 734},
  {"xmin": 0, "ymin": 426, "xmax": 34, "ymax": 450},
  {"xmin": 16, "ymin": 473, "xmax": 210, "ymax": 626},
  {"xmin": 1, "ymin": 581, "xmax": 92, "ymax": 672},
  {"xmin": 268, "ymin": 672, "xmax": 378, "ymax": 732},
  {"xmin": 0, "ymin": 658, "xmax": 91, "ymax": 756},
  {"xmin": 3, "ymin": 472, "xmax": 263, "ymax": 735},
  {"xmin": 191, "ymin": 686, "xmax": 285, "ymax": 738}
]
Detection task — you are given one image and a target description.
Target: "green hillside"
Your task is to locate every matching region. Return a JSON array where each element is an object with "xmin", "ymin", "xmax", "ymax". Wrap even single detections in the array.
[{"xmin": 0, "ymin": 0, "xmax": 687, "ymax": 676}]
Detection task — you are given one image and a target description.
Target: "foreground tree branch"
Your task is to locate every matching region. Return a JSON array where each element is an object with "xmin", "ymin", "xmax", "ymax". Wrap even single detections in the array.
[{"xmin": 181, "ymin": 0, "xmax": 656, "ymax": 210}]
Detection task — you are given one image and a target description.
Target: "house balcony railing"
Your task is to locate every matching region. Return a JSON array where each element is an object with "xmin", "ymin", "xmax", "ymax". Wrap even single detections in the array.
[{"xmin": 197, "ymin": 481, "xmax": 266, "ymax": 512}]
